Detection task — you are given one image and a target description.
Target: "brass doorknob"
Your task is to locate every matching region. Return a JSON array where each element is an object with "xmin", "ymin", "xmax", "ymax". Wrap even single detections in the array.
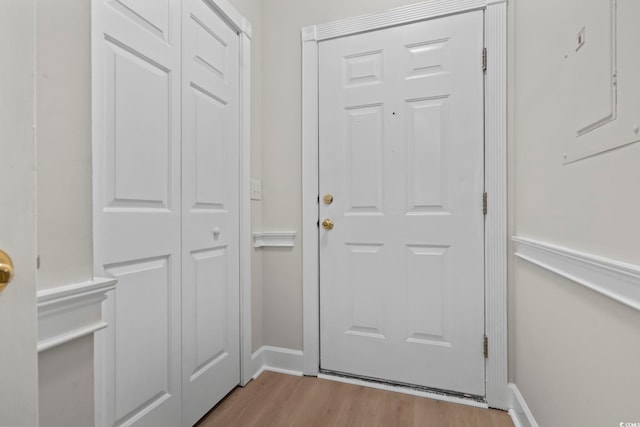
[
  {"xmin": 0, "ymin": 249, "xmax": 14, "ymax": 291},
  {"xmin": 321, "ymin": 218, "xmax": 334, "ymax": 230},
  {"xmin": 323, "ymin": 194, "xmax": 334, "ymax": 205}
]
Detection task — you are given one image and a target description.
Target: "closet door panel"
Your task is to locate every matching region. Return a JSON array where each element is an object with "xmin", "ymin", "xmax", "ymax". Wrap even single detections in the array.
[
  {"xmin": 181, "ymin": 1, "xmax": 241, "ymax": 425},
  {"xmin": 93, "ymin": 1, "xmax": 182, "ymax": 426}
]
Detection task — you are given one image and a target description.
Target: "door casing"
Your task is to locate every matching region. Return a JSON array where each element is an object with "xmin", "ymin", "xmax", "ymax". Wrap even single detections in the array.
[{"xmin": 301, "ymin": 0, "xmax": 509, "ymax": 409}]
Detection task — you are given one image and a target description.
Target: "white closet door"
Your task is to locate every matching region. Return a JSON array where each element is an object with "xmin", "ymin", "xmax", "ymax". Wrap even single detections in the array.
[
  {"xmin": 181, "ymin": 0, "xmax": 240, "ymax": 425},
  {"xmin": 92, "ymin": 1, "xmax": 183, "ymax": 426}
]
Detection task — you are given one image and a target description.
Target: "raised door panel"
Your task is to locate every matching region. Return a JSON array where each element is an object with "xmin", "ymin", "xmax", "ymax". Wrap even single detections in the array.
[
  {"xmin": 103, "ymin": 41, "xmax": 171, "ymax": 210},
  {"xmin": 345, "ymin": 106, "xmax": 384, "ymax": 215},
  {"xmin": 104, "ymin": 258, "xmax": 174, "ymax": 425},
  {"xmin": 344, "ymin": 50, "xmax": 384, "ymax": 87},
  {"xmin": 190, "ymin": 247, "xmax": 229, "ymax": 379},
  {"xmin": 405, "ymin": 245, "xmax": 451, "ymax": 346},
  {"xmin": 405, "ymin": 97, "xmax": 449, "ymax": 214},
  {"xmin": 192, "ymin": 87, "xmax": 227, "ymax": 211},
  {"xmin": 109, "ymin": 0, "xmax": 170, "ymax": 42},
  {"xmin": 344, "ymin": 243, "xmax": 386, "ymax": 339}
]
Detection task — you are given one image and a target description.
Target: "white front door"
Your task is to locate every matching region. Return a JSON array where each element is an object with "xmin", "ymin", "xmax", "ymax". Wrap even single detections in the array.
[
  {"xmin": 93, "ymin": 1, "xmax": 183, "ymax": 425},
  {"xmin": 0, "ymin": 1, "xmax": 39, "ymax": 425},
  {"xmin": 319, "ymin": 11, "xmax": 486, "ymax": 396},
  {"xmin": 181, "ymin": 0, "xmax": 240, "ymax": 425}
]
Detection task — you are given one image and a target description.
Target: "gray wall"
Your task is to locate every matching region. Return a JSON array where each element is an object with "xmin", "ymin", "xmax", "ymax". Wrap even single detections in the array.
[
  {"xmin": 36, "ymin": 1, "xmax": 95, "ymax": 425},
  {"xmin": 36, "ymin": 0, "xmax": 92, "ymax": 291},
  {"xmin": 39, "ymin": 337, "xmax": 94, "ymax": 427},
  {"xmin": 509, "ymin": 0, "xmax": 640, "ymax": 425}
]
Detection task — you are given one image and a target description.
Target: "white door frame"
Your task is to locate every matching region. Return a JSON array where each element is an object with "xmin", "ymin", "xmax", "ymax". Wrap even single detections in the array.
[
  {"xmin": 91, "ymin": 0, "xmax": 254, "ymax": 411},
  {"xmin": 301, "ymin": 0, "xmax": 509, "ymax": 409}
]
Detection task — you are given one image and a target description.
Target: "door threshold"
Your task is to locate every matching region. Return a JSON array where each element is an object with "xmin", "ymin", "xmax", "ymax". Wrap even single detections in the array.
[{"xmin": 318, "ymin": 370, "xmax": 488, "ymax": 409}]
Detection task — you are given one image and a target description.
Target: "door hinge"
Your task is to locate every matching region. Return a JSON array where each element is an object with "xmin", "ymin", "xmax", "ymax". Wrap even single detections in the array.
[
  {"xmin": 483, "ymin": 192, "xmax": 488, "ymax": 215},
  {"xmin": 483, "ymin": 335, "xmax": 488, "ymax": 358},
  {"xmin": 482, "ymin": 48, "xmax": 487, "ymax": 72}
]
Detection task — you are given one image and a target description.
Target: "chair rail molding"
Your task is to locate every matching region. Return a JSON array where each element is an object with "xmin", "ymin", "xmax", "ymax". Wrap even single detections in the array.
[
  {"xmin": 513, "ymin": 236, "xmax": 640, "ymax": 312},
  {"xmin": 253, "ymin": 231, "xmax": 296, "ymax": 248},
  {"xmin": 302, "ymin": 0, "xmax": 509, "ymax": 409},
  {"xmin": 37, "ymin": 277, "xmax": 116, "ymax": 352}
]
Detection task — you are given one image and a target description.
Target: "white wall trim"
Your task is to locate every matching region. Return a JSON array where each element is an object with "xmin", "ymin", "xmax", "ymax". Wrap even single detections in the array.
[
  {"xmin": 508, "ymin": 384, "xmax": 539, "ymax": 427},
  {"xmin": 302, "ymin": 0, "xmax": 486, "ymax": 41},
  {"xmin": 302, "ymin": 1, "xmax": 509, "ymax": 409},
  {"xmin": 513, "ymin": 236, "xmax": 640, "ymax": 312},
  {"xmin": 301, "ymin": 18, "xmax": 321, "ymax": 376},
  {"xmin": 239, "ymin": 26, "xmax": 253, "ymax": 387},
  {"xmin": 252, "ymin": 231, "xmax": 296, "ymax": 248},
  {"xmin": 319, "ymin": 374, "xmax": 489, "ymax": 409},
  {"xmin": 484, "ymin": 1, "xmax": 509, "ymax": 409},
  {"xmin": 37, "ymin": 278, "xmax": 116, "ymax": 352},
  {"xmin": 251, "ymin": 346, "xmax": 304, "ymax": 379}
]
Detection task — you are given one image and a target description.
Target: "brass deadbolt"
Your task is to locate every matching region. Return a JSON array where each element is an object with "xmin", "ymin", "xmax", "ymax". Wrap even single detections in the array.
[{"xmin": 323, "ymin": 194, "xmax": 334, "ymax": 205}]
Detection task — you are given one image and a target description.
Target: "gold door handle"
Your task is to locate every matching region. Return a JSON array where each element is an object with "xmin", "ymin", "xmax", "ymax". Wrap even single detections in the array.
[
  {"xmin": 0, "ymin": 249, "xmax": 14, "ymax": 291},
  {"xmin": 323, "ymin": 194, "xmax": 334, "ymax": 205},
  {"xmin": 321, "ymin": 218, "xmax": 334, "ymax": 230}
]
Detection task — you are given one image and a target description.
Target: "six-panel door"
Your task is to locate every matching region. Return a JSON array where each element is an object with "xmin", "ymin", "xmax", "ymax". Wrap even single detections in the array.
[{"xmin": 319, "ymin": 11, "xmax": 486, "ymax": 397}]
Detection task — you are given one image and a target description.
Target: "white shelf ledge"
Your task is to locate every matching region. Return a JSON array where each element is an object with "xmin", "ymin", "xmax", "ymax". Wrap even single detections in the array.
[{"xmin": 253, "ymin": 232, "xmax": 296, "ymax": 248}]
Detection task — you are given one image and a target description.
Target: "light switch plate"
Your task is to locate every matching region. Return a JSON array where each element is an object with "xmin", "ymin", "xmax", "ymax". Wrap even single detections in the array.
[{"xmin": 250, "ymin": 178, "xmax": 262, "ymax": 200}]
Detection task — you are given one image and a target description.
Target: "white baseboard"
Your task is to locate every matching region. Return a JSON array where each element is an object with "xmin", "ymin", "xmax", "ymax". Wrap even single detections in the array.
[
  {"xmin": 508, "ymin": 384, "xmax": 538, "ymax": 427},
  {"xmin": 37, "ymin": 277, "xmax": 116, "ymax": 352},
  {"xmin": 251, "ymin": 346, "xmax": 304, "ymax": 379}
]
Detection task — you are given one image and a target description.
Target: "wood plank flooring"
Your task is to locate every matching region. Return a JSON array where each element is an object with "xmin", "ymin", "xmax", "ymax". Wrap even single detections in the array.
[{"xmin": 197, "ymin": 371, "xmax": 514, "ymax": 427}]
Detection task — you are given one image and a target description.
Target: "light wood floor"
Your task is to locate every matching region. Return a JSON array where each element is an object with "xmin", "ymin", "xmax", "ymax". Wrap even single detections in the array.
[{"xmin": 197, "ymin": 371, "xmax": 514, "ymax": 427}]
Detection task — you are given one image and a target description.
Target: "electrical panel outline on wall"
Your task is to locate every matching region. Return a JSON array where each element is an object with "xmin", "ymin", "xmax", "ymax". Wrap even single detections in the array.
[{"xmin": 565, "ymin": 0, "xmax": 640, "ymax": 164}]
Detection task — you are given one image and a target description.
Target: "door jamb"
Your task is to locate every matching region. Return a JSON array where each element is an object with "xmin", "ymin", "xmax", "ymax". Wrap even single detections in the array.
[{"xmin": 301, "ymin": 0, "xmax": 509, "ymax": 409}]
